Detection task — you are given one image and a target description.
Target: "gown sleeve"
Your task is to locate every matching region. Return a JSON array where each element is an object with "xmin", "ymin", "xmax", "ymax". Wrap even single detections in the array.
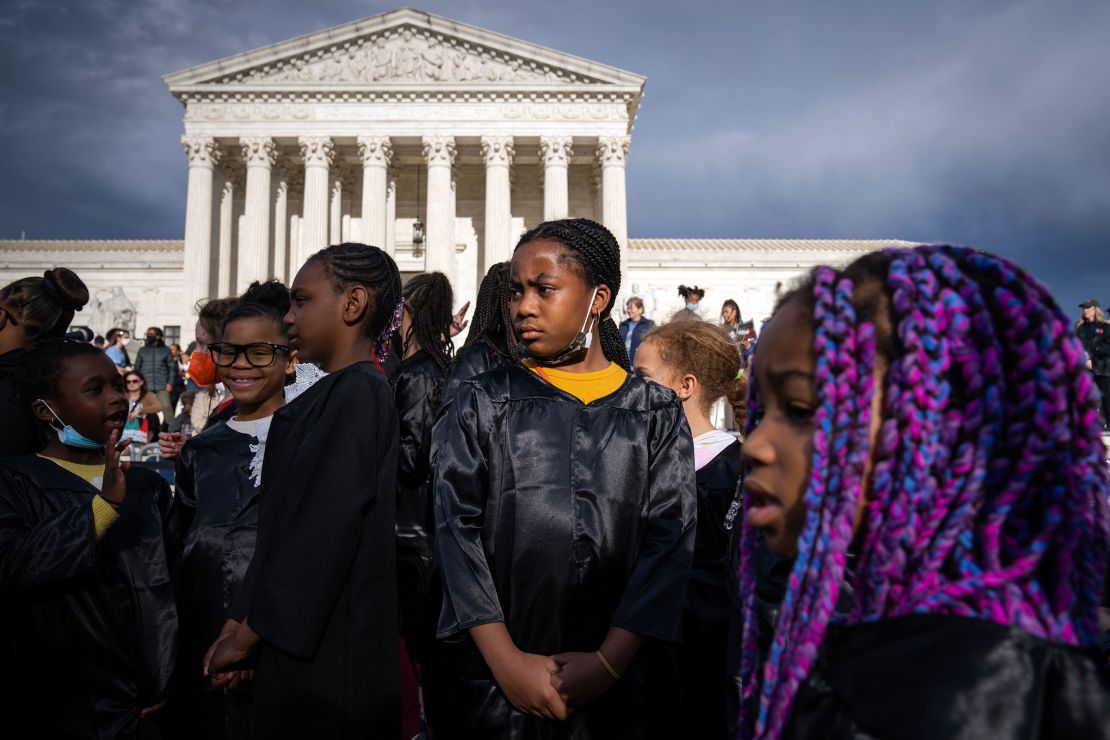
[
  {"xmin": 244, "ymin": 370, "xmax": 398, "ymax": 660},
  {"xmin": 395, "ymin": 367, "xmax": 440, "ymax": 491},
  {"xmin": 611, "ymin": 400, "xmax": 697, "ymax": 642},
  {"xmin": 0, "ymin": 467, "xmax": 97, "ymax": 591},
  {"xmin": 433, "ymin": 379, "xmax": 504, "ymax": 638}
]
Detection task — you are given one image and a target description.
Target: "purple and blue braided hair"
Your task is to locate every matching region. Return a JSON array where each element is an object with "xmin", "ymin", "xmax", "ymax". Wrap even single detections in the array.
[{"xmin": 737, "ymin": 245, "xmax": 1110, "ymax": 739}]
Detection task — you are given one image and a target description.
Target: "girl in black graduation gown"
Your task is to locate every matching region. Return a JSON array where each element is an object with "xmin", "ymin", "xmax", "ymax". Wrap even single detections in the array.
[
  {"xmin": 433, "ymin": 219, "xmax": 697, "ymax": 739},
  {"xmin": 441, "ymin": 261, "xmax": 518, "ymax": 412},
  {"xmin": 0, "ymin": 340, "xmax": 177, "ymax": 739},
  {"xmin": 631, "ymin": 320, "xmax": 747, "ymax": 739},
  {"xmin": 170, "ymin": 283, "xmax": 295, "ymax": 739},
  {"xmin": 205, "ymin": 243, "xmax": 403, "ymax": 739}
]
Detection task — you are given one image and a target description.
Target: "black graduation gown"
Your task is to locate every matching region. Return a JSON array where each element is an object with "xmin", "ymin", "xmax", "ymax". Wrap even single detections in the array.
[
  {"xmin": 433, "ymin": 366, "xmax": 697, "ymax": 739},
  {"xmin": 784, "ymin": 613, "xmax": 1110, "ymax": 739},
  {"xmin": 391, "ymin": 348, "xmax": 447, "ymax": 661},
  {"xmin": 0, "ymin": 348, "xmax": 38, "ymax": 457},
  {"xmin": 681, "ymin": 439, "xmax": 743, "ymax": 739},
  {"xmin": 0, "ymin": 455, "xmax": 178, "ymax": 739},
  {"xmin": 170, "ymin": 422, "xmax": 258, "ymax": 739},
  {"xmin": 439, "ymin": 341, "xmax": 513, "ymax": 416},
  {"xmin": 230, "ymin": 362, "xmax": 400, "ymax": 739}
]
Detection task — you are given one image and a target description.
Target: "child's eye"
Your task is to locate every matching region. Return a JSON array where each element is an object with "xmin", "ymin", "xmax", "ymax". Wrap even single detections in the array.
[
  {"xmin": 537, "ymin": 285, "xmax": 554, "ymax": 295},
  {"xmin": 785, "ymin": 403, "xmax": 815, "ymax": 422}
]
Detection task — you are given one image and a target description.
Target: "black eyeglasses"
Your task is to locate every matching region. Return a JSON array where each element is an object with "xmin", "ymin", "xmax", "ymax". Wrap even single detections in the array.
[{"xmin": 208, "ymin": 341, "xmax": 291, "ymax": 368}]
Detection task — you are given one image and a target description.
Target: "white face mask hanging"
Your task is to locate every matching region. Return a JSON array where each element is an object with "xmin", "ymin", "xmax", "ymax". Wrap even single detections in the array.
[{"xmin": 517, "ymin": 286, "xmax": 599, "ymax": 366}]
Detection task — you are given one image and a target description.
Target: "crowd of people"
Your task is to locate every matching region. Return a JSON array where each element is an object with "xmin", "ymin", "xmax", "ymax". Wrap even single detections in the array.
[{"xmin": 0, "ymin": 219, "xmax": 1109, "ymax": 740}]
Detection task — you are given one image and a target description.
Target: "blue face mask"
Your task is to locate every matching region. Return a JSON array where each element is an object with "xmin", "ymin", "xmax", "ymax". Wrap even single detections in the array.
[
  {"xmin": 686, "ymin": 303, "xmax": 699, "ymax": 311},
  {"xmin": 37, "ymin": 400, "xmax": 105, "ymax": 450}
]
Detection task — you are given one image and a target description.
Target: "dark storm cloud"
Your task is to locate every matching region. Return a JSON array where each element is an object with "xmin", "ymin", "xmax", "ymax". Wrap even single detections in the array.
[{"xmin": 1, "ymin": 0, "xmax": 1107, "ymax": 309}]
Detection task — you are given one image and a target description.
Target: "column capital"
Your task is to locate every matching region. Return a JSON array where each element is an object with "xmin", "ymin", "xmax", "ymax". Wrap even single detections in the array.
[
  {"xmin": 357, "ymin": 136, "xmax": 393, "ymax": 167},
  {"xmin": 422, "ymin": 135, "xmax": 457, "ymax": 167},
  {"xmin": 182, "ymin": 135, "xmax": 220, "ymax": 168},
  {"xmin": 596, "ymin": 135, "xmax": 631, "ymax": 166},
  {"xmin": 481, "ymin": 135, "xmax": 515, "ymax": 167},
  {"xmin": 539, "ymin": 135, "xmax": 573, "ymax": 166},
  {"xmin": 299, "ymin": 136, "xmax": 335, "ymax": 167},
  {"xmin": 241, "ymin": 136, "xmax": 277, "ymax": 168}
]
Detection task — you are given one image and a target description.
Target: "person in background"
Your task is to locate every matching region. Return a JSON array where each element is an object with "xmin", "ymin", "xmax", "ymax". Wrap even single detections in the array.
[
  {"xmin": 1076, "ymin": 298, "xmax": 1110, "ymax": 430},
  {"xmin": 0, "ymin": 268, "xmax": 91, "ymax": 458},
  {"xmin": 677, "ymin": 285, "xmax": 706, "ymax": 319},
  {"xmin": 168, "ymin": 390, "xmax": 197, "ymax": 438},
  {"xmin": 720, "ymin": 299, "xmax": 756, "ymax": 367},
  {"xmin": 122, "ymin": 370, "xmax": 162, "ymax": 446},
  {"xmin": 619, "ymin": 296, "xmax": 654, "ymax": 366},
  {"xmin": 134, "ymin": 326, "xmax": 175, "ymax": 427},
  {"xmin": 93, "ymin": 335, "xmax": 106, "ymax": 349},
  {"xmin": 105, "ymin": 327, "xmax": 132, "ymax": 372},
  {"xmin": 168, "ymin": 343, "xmax": 187, "ymax": 413}
]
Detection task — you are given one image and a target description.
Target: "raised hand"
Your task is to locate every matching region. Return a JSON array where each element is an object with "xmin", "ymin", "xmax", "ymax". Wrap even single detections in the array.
[
  {"xmin": 158, "ymin": 432, "xmax": 186, "ymax": 460},
  {"xmin": 450, "ymin": 301, "xmax": 471, "ymax": 337},
  {"xmin": 100, "ymin": 430, "xmax": 131, "ymax": 507}
]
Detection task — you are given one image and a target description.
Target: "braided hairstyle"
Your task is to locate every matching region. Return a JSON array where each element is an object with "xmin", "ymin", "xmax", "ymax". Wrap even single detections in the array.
[
  {"xmin": 307, "ymin": 242, "xmax": 403, "ymax": 359},
  {"xmin": 402, "ymin": 272, "xmax": 455, "ymax": 371},
  {"xmin": 464, "ymin": 261, "xmax": 519, "ymax": 361},
  {"xmin": 738, "ymin": 245, "xmax": 1110, "ymax": 739},
  {"xmin": 0, "ymin": 269, "xmax": 89, "ymax": 343},
  {"xmin": 513, "ymin": 218, "xmax": 630, "ymax": 371},
  {"xmin": 223, "ymin": 280, "xmax": 290, "ymax": 337}
]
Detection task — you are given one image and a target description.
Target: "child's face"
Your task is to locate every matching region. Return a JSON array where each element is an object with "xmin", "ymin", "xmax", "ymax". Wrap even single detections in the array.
[
  {"xmin": 34, "ymin": 352, "xmax": 128, "ymax": 445},
  {"xmin": 509, "ymin": 240, "xmax": 605, "ymax": 358},
  {"xmin": 287, "ymin": 260, "xmax": 343, "ymax": 365},
  {"xmin": 633, "ymin": 339, "xmax": 681, "ymax": 395},
  {"xmin": 741, "ymin": 296, "xmax": 817, "ymax": 558},
  {"xmin": 217, "ymin": 316, "xmax": 293, "ymax": 408}
]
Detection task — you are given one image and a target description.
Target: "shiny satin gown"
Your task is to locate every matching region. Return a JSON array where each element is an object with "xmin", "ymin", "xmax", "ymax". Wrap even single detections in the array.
[
  {"xmin": 0, "ymin": 456, "xmax": 178, "ymax": 739},
  {"xmin": 433, "ymin": 365, "xmax": 697, "ymax": 739}
]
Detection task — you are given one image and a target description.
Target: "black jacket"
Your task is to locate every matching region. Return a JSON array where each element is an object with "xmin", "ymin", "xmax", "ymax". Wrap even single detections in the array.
[
  {"xmin": 171, "ymin": 422, "xmax": 259, "ymax": 738},
  {"xmin": 0, "ymin": 456, "xmax": 178, "ymax": 739},
  {"xmin": 0, "ymin": 349, "xmax": 38, "ymax": 457},
  {"xmin": 432, "ymin": 366, "xmax": 696, "ymax": 738},
  {"xmin": 619, "ymin": 318, "xmax": 655, "ymax": 365},
  {"xmin": 391, "ymin": 349, "xmax": 447, "ymax": 659},
  {"xmin": 439, "ymin": 341, "xmax": 514, "ymax": 417},
  {"xmin": 785, "ymin": 613, "xmax": 1110, "ymax": 740},
  {"xmin": 134, "ymin": 343, "xmax": 175, "ymax": 390},
  {"xmin": 1077, "ymin": 320, "xmax": 1110, "ymax": 377}
]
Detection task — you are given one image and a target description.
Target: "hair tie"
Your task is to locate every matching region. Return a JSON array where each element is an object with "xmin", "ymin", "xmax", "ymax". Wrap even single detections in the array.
[
  {"xmin": 374, "ymin": 299, "xmax": 404, "ymax": 361},
  {"xmin": 735, "ymin": 369, "xmax": 743, "ymax": 380}
]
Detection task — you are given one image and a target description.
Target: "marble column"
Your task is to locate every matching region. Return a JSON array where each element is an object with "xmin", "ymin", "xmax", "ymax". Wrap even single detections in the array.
[
  {"xmin": 481, "ymin": 136, "xmax": 514, "ymax": 274},
  {"xmin": 357, "ymin": 136, "xmax": 392, "ymax": 249},
  {"xmin": 297, "ymin": 136, "xmax": 333, "ymax": 269},
  {"xmin": 217, "ymin": 162, "xmax": 242, "ymax": 297},
  {"xmin": 329, "ymin": 169, "xmax": 344, "ymax": 246},
  {"xmin": 238, "ymin": 136, "xmax": 277, "ymax": 293},
  {"xmin": 597, "ymin": 136, "xmax": 631, "ymax": 301},
  {"xmin": 540, "ymin": 135, "xmax": 573, "ymax": 221},
  {"xmin": 422, "ymin": 136, "xmax": 457, "ymax": 282},
  {"xmin": 272, "ymin": 170, "xmax": 289, "ymax": 282},
  {"xmin": 385, "ymin": 164, "xmax": 398, "ymax": 256},
  {"xmin": 181, "ymin": 135, "xmax": 220, "ymax": 330}
]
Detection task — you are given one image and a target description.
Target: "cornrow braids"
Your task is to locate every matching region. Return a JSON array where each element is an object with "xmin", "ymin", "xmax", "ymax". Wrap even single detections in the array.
[
  {"xmin": 738, "ymin": 245, "xmax": 1110, "ymax": 740},
  {"xmin": 464, "ymin": 261, "xmax": 518, "ymax": 360},
  {"xmin": 308, "ymin": 242, "xmax": 402, "ymax": 359},
  {"xmin": 402, "ymin": 272, "xmax": 455, "ymax": 371},
  {"xmin": 514, "ymin": 218, "xmax": 630, "ymax": 371},
  {"xmin": 0, "ymin": 268, "xmax": 90, "ymax": 342}
]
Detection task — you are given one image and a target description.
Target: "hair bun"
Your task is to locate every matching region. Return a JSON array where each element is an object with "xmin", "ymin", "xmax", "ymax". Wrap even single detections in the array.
[{"xmin": 42, "ymin": 268, "xmax": 90, "ymax": 312}]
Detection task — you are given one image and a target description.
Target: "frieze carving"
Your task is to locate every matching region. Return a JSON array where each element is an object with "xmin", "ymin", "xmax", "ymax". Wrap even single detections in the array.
[
  {"xmin": 181, "ymin": 135, "xmax": 221, "ymax": 167},
  {"xmin": 299, "ymin": 136, "xmax": 335, "ymax": 167},
  {"xmin": 481, "ymin": 136, "xmax": 514, "ymax": 167},
  {"xmin": 240, "ymin": 136, "xmax": 278, "ymax": 167},
  {"xmin": 422, "ymin": 136, "xmax": 457, "ymax": 167},
  {"xmin": 223, "ymin": 27, "xmax": 593, "ymax": 86},
  {"xmin": 596, "ymin": 135, "xmax": 631, "ymax": 166},
  {"xmin": 357, "ymin": 136, "xmax": 393, "ymax": 167}
]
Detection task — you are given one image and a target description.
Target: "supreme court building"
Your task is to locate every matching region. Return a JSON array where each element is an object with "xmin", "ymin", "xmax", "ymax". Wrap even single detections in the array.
[{"xmin": 0, "ymin": 9, "xmax": 908, "ymax": 345}]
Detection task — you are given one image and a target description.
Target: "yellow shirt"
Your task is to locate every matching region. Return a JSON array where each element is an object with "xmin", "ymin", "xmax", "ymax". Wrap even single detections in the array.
[
  {"xmin": 525, "ymin": 360, "xmax": 627, "ymax": 405},
  {"xmin": 38, "ymin": 456, "xmax": 120, "ymax": 540}
]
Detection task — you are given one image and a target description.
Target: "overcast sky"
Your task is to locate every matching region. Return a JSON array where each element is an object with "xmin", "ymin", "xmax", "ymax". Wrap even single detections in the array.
[{"xmin": 1, "ymin": 0, "xmax": 1107, "ymax": 311}]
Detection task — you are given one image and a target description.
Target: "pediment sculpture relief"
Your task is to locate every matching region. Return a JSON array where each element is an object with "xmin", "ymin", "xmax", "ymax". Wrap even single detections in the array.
[{"xmin": 229, "ymin": 28, "xmax": 589, "ymax": 86}]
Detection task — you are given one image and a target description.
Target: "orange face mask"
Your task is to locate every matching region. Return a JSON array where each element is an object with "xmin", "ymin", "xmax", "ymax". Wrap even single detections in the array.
[{"xmin": 188, "ymin": 350, "xmax": 219, "ymax": 387}]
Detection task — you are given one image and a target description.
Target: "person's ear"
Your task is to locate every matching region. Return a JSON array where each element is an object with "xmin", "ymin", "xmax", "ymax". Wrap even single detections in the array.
[
  {"xmin": 593, "ymin": 283, "xmax": 611, "ymax": 317},
  {"xmin": 677, "ymin": 373, "xmax": 699, "ymax": 403},
  {"xmin": 31, "ymin": 398, "xmax": 56, "ymax": 425},
  {"xmin": 341, "ymin": 285, "xmax": 370, "ymax": 326},
  {"xmin": 285, "ymin": 349, "xmax": 298, "ymax": 377}
]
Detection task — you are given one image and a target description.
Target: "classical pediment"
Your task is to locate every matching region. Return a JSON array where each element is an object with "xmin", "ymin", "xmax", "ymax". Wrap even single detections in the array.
[{"xmin": 164, "ymin": 8, "xmax": 645, "ymax": 92}]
